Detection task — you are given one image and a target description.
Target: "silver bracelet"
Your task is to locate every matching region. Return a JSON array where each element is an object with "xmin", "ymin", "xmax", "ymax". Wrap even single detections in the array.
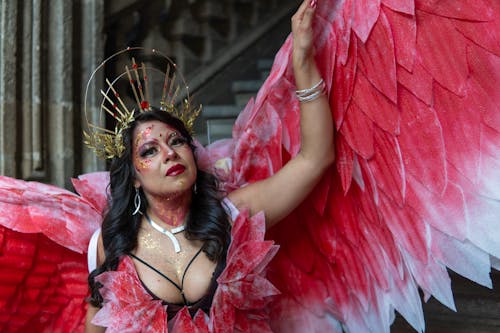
[
  {"xmin": 296, "ymin": 79, "xmax": 324, "ymax": 96},
  {"xmin": 296, "ymin": 78, "xmax": 325, "ymax": 103},
  {"xmin": 298, "ymin": 89, "xmax": 324, "ymax": 102}
]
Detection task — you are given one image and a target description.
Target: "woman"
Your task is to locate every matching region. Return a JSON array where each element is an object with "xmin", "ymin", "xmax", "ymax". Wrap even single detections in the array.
[
  {"xmin": 0, "ymin": 0, "xmax": 498, "ymax": 331},
  {"xmin": 85, "ymin": 0, "xmax": 334, "ymax": 331}
]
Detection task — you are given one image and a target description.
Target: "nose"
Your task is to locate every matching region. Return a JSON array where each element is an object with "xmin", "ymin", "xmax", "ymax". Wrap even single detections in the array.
[{"xmin": 164, "ymin": 145, "xmax": 177, "ymax": 161}]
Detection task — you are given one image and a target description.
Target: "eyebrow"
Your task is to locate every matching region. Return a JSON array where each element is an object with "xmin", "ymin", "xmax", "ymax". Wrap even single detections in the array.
[
  {"xmin": 167, "ymin": 131, "xmax": 180, "ymax": 138},
  {"xmin": 136, "ymin": 131, "xmax": 180, "ymax": 149},
  {"xmin": 136, "ymin": 138, "xmax": 159, "ymax": 151}
]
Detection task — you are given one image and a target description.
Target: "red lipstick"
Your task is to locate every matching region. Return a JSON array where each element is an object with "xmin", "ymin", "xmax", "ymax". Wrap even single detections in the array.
[{"xmin": 166, "ymin": 164, "xmax": 185, "ymax": 176}]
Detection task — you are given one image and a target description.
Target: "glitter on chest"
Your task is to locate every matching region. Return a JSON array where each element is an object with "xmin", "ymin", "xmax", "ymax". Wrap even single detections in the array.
[{"xmin": 139, "ymin": 231, "xmax": 192, "ymax": 274}]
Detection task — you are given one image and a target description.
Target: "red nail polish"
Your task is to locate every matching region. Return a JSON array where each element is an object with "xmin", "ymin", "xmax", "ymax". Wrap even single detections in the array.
[{"xmin": 310, "ymin": 0, "xmax": 317, "ymax": 8}]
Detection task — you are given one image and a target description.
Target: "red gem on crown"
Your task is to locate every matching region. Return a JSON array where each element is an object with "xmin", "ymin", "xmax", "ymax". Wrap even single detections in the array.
[{"xmin": 141, "ymin": 101, "xmax": 150, "ymax": 110}]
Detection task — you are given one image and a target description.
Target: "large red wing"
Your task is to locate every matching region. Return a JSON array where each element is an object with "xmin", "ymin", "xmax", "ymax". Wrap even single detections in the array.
[
  {"xmin": 0, "ymin": 227, "xmax": 88, "ymax": 333},
  {"xmin": 0, "ymin": 173, "xmax": 108, "ymax": 332},
  {"xmin": 202, "ymin": 0, "xmax": 500, "ymax": 332},
  {"xmin": 0, "ymin": 174, "xmax": 105, "ymax": 253}
]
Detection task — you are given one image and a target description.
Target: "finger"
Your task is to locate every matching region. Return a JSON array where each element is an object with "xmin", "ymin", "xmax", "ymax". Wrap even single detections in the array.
[
  {"xmin": 293, "ymin": 0, "xmax": 310, "ymax": 21},
  {"xmin": 301, "ymin": 4, "xmax": 316, "ymax": 28}
]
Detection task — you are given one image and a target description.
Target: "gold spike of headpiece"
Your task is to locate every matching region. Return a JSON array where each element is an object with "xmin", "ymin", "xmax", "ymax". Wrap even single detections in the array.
[{"xmin": 83, "ymin": 47, "xmax": 202, "ymax": 160}]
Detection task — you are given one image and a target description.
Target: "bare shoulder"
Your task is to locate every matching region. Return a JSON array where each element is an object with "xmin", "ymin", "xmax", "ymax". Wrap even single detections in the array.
[{"xmin": 96, "ymin": 231, "xmax": 106, "ymax": 266}]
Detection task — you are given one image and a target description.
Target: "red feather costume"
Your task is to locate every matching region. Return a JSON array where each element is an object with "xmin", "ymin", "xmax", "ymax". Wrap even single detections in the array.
[{"xmin": 1, "ymin": 0, "xmax": 499, "ymax": 332}]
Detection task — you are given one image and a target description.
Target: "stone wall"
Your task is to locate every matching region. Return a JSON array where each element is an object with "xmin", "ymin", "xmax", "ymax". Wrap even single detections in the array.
[
  {"xmin": 0, "ymin": 0, "xmax": 297, "ymax": 187},
  {"xmin": 0, "ymin": 0, "xmax": 105, "ymax": 187}
]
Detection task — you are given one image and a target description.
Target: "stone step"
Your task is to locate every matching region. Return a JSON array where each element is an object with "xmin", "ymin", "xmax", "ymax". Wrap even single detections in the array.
[
  {"xmin": 196, "ymin": 105, "xmax": 242, "ymax": 145},
  {"xmin": 195, "ymin": 118, "xmax": 236, "ymax": 146},
  {"xmin": 232, "ymin": 79, "xmax": 264, "ymax": 93},
  {"xmin": 257, "ymin": 58, "xmax": 274, "ymax": 70},
  {"xmin": 202, "ymin": 105, "xmax": 242, "ymax": 118},
  {"xmin": 198, "ymin": 58, "xmax": 274, "ymax": 141},
  {"xmin": 234, "ymin": 93, "xmax": 255, "ymax": 107},
  {"xmin": 257, "ymin": 58, "xmax": 274, "ymax": 79},
  {"xmin": 232, "ymin": 79, "xmax": 263, "ymax": 106},
  {"xmin": 205, "ymin": 118, "xmax": 236, "ymax": 144}
]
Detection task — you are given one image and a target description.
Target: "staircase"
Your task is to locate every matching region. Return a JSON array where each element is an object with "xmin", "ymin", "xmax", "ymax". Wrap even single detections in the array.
[
  {"xmin": 104, "ymin": 0, "xmax": 298, "ymax": 145},
  {"xmin": 196, "ymin": 58, "xmax": 274, "ymax": 145}
]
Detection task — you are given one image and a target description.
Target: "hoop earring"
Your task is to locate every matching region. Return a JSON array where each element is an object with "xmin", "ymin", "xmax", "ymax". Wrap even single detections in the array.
[{"xmin": 132, "ymin": 188, "xmax": 142, "ymax": 215}]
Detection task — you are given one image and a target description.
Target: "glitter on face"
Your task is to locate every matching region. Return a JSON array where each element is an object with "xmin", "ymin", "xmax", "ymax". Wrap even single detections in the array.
[
  {"xmin": 134, "ymin": 125, "xmax": 156, "ymax": 173},
  {"xmin": 132, "ymin": 120, "xmax": 197, "ymax": 227},
  {"xmin": 137, "ymin": 158, "xmax": 152, "ymax": 171}
]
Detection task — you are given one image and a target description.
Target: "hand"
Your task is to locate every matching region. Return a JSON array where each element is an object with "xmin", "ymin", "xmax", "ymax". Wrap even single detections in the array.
[{"xmin": 291, "ymin": 0, "xmax": 317, "ymax": 68}]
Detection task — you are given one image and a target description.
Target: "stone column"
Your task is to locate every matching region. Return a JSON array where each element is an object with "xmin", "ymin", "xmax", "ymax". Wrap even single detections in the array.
[
  {"xmin": 0, "ymin": 0, "xmax": 104, "ymax": 187},
  {"xmin": 46, "ymin": 0, "xmax": 76, "ymax": 187},
  {"xmin": 77, "ymin": 0, "xmax": 106, "ymax": 175},
  {"xmin": 0, "ymin": 0, "xmax": 19, "ymax": 178}
]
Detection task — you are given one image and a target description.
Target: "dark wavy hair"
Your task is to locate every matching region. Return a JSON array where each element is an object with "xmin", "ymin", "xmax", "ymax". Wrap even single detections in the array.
[{"xmin": 88, "ymin": 108, "xmax": 231, "ymax": 307}]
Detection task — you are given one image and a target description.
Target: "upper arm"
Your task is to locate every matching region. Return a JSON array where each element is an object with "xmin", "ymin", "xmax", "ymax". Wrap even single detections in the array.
[
  {"xmin": 96, "ymin": 233, "xmax": 105, "ymax": 266},
  {"xmin": 227, "ymin": 94, "xmax": 335, "ymax": 228},
  {"xmin": 85, "ymin": 233, "xmax": 106, "ymax": 332},
  {"xmin": 88, "ymin": 229, "xmax": 106, "ymax": 272},
  {"xmin": 227, "ymin": 152, "xmax": 331, "ymax": 228},
  {"xmin": 84, "ymin": 304, "xmax": 106, "ymax": 333}
]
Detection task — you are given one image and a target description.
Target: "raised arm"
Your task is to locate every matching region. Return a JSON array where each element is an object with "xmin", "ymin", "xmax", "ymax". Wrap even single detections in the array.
[{"xmin": 228, "ymin": 0, "xmax": 335, "ymax": 228}]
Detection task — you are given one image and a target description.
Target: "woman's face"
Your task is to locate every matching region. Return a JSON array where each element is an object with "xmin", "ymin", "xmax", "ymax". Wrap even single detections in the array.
[{"xmin": 132, "ymin": 120, "xmax": 197, "ymax": 199}]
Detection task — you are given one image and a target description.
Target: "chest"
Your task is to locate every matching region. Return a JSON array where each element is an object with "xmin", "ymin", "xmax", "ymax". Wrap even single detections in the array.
[{"xmin": 132, "ymin": 229, "xmax": 217, "ymax": 305}]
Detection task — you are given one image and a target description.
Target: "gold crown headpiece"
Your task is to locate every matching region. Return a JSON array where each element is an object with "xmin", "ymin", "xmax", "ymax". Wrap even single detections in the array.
[{"xmin": 83, "ymin": 47, "xmax": 201, "ymax": 159}]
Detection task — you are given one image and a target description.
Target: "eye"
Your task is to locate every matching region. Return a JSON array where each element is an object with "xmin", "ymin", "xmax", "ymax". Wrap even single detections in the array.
[
  {"xmin": 169, "ymin": 136, "xmax": 188, "ymax": 147},
  {"xmin": 140, "ymin": 146, "xmax": 157, "ymax": 158}
]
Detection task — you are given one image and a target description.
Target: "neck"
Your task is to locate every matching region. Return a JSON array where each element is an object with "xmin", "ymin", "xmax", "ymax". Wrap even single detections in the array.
[{"xmin": 146, "ymin": 191, "xmax": 191, "ymax": 227}]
